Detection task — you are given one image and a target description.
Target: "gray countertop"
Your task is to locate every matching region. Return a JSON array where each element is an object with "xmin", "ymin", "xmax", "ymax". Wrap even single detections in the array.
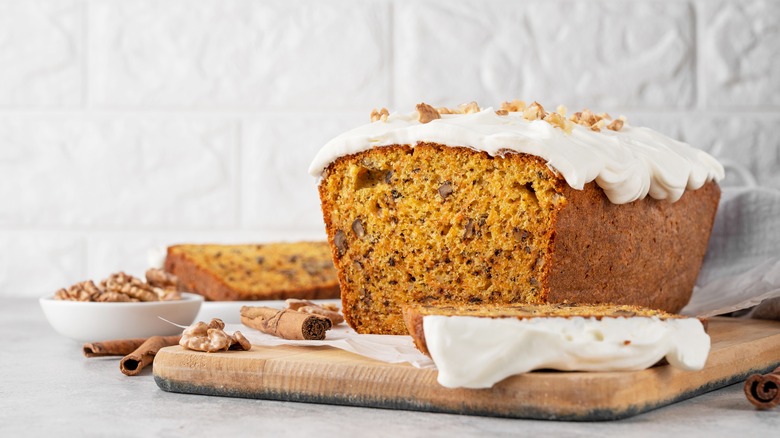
[{"xmin": 2, "ymin": 297, "xmax": 778, "ymax": 437}]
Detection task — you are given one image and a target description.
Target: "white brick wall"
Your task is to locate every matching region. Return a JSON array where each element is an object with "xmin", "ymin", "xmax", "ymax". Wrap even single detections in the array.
[{"xmin": 1, "ymin": 0, "xmax": 778, "ymax": 297}]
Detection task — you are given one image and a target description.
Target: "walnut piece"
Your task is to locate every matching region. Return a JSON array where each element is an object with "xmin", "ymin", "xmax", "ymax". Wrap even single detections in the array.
[
  {"xmin": 500, "ymin": 99, "xmax": 526, "ymax": 112},
  {"xmin": 438, "ymin": 181, "xmax": 454, "ymax": 200},
  {"xmin": 54, "ymin": 280, "xmax": 103, "ymax": 302},
  {"xmin": 230, "ymin": 331, "xmax": 252, "ymax": 351},
  {"xmin": 54, "ymin": 271, "xmax": 184, "ymax": 302},
  {"xmin": 543, "ymin": 112, "xmax": 573, "ymax": 134},
  {"xmin": 607, "ymin": 117, "xmax": 625, "ymax": 131},
  {"xmin": 569, "ymin": 108, "xmax": 626, "ymax": 132},
  {"xmin": 435, "ymin": 101, "xmax": 480, "ymax": 115},
  {"xmin": 94, "ymin": 291, "xmax": 138, "ymax": 302},
  {"xmin": 386, "ymin": 100, "xmax": 627, "ymax": 134},
  {"xmin": 523, "ymin": 101, "xmax": 547, "ymax": 121},
  {"xmin": 179, "ymin": 318, "xmax": 251, "ymax": 353},
  {"xmin": 416, "ymin": 103, "xmax": 441, "ymax": 124},
  {"xmin": 370, "ymin": 107, "xmax": 389, "ymax": 122},
  {"xmin": 459, "ymin": 101, "xmax": 480, "ymax": 114},
  {"xmin": 145, "ymin": 268, "xmax": 180, "ymax": 290},
  {"xmin": 154, "ymin": 287, "xmax": 182, "ymax": 301},
  {"xmin": 101, "ymin": 272, "xmax": 159, "ymax": 302}
]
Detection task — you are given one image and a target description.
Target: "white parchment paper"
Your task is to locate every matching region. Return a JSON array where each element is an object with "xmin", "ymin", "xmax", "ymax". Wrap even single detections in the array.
[{"xmin": 225, "ymin": 323, "xmax": 435, "ymax": 369}]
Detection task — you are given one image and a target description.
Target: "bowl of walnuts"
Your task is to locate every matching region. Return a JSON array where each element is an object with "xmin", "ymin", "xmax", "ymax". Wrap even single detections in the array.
[{"xmin": 40, "ymin": 269, "xmax": 203, "ymax": 342}]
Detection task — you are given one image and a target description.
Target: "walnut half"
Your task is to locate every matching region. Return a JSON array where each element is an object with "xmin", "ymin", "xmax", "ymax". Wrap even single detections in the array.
[
  {"xmin": 416, "ymin": 103, "xmax": 441, "ymax": 124},
  {"xmin": 179, "ymin": 318, "xmax": 251, "ymax": 352}
]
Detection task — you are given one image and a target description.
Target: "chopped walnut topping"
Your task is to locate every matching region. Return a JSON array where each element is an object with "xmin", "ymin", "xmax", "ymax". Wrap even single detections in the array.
[
  {"xmin": 459, "ymin": 101, "xmax": 480, "ymax": 114},
  {"xmin": 388, "ymin": 100, "xmax": 626, "ymax": 133},
  {"xmin": 607, "ymin": 116, "xmax": 626, "ymax": 131},
  {"xmin": 567, "ymin": 108, "xmax": 625, "ymax": 132},
  {"xmin": 592, "ymin": 119, "xmax": 607, "ymax": 131},
  {"xmin": 416, "ymin": 102, "xmax": 441, "ymax": 123},
  {"xmin": 500, "ymin": 99, "xmax": 526, "ymax": 112},
  {"xmin": 435, "ymin": 101, "xmax": 480, "ymax": 115},
  {"xmin": 580, "ymin": 109, "xmax": 599, "ymax": 126},
  {"xmin": 544, "ymin": 112, "xmax": 574, "ymax": 134},
  {"xmin": 285, "ymin": 299, "xmax": 345, "ymax": 325},
  {"xmin": 523, "ymin": 101, "xmax": 547, "ymax": 121},
  {"xmin": 370, "ymin": 107, "xmax": 389, "ymax": 122}
]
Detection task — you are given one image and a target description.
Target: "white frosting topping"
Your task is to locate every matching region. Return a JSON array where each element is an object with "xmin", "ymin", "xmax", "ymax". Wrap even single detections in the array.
[
  {"xmin": 423, "ymin": 315, "xmax": 710, "ymax": 389},
  {"xmin": 308, "ymin": 109, "xmax": 724, "ymax": 204}
]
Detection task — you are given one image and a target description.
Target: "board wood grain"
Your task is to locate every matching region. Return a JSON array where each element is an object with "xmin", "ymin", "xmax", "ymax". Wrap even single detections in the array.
[{"xmin": 153, "ymin": 317, "xmax": 780, "ymax": 421}]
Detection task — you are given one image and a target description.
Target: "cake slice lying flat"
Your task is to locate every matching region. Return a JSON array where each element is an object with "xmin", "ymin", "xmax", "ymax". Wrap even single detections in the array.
[
  {"xmin": 164, "ymin": 242, "xmax": 340, "ymax": 301},
  {"xmin": 403, "ymin": 303, "xmax": 710, "ymax": 388}
]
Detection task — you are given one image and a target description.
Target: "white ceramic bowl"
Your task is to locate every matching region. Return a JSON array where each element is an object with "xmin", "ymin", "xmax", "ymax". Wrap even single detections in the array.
[{"xmin": 39, "ymin": 293, "xmax": 204, "ymax": 342}]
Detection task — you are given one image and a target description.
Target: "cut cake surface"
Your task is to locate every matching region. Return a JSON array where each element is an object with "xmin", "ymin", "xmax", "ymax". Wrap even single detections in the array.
[{"xmin": 164, "ymin": 242, "xmax": 340, "ymax": 301}]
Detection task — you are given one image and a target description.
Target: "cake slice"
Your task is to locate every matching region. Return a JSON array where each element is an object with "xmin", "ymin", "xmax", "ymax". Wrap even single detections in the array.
[
  {"xmin": 403, "ymin": 303, "xmax": 710, "ymax": 388},
  {"xmin": 164, "ymin": 242, "xmax": 340, "ymax": 301}
]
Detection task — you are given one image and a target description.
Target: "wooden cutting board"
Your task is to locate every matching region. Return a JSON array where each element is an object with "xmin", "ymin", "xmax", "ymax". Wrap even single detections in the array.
[{"xmin": 153, "ymin": 317, "xmax": 780, "ymax": 421}]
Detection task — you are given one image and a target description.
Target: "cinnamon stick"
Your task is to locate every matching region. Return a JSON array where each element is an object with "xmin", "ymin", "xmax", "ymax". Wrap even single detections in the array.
[
  {"xmin": 240, "ymin": 306, "xmax": 331, "ymax": 340},
  {"xmin": 744, "ymin": 366, "xmax": 780, "ymax": 409},
  {"xmin": 119, "ymin": 335, "xmax": 181, "ymax": 376},
  {"xmin": 83, "ymin": 338, "xmax": 149, "ymax": 357}
]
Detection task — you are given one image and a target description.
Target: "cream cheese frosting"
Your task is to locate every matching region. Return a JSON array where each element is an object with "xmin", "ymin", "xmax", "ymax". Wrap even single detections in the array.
[
  {"xmin": 422, "ymin": 315, "xmax": 710, "ymax": 389},
  {"xmin": 308, "ymin": 109, "xmax": 724, "ymax": 204}
]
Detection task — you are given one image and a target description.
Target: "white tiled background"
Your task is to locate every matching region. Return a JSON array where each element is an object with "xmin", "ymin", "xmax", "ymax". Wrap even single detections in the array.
[{"xmin": 1, "ymin": 0, "xmax": 778, "ymax": 297}]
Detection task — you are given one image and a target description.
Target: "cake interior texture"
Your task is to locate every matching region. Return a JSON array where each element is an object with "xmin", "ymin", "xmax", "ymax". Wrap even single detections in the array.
[
  {"xmin": 318, "ymin": 143, "xmax": 720, "ymax": 335},
  {"xmin": 164, "ymin": 242, "xmax": 340, "ymax": 301}
]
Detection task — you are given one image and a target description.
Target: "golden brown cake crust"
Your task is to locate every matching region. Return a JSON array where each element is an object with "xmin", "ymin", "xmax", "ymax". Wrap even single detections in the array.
[
  {"xmin": 164, "ymin": 242, "xmax": 340, "ymax": 301},
  {"xmin": 319, "ymin": 143, "xmax": 720, "ymax": 334},
  {"xmin": 546, "ymin": 180, "xmax": 720, "ymax": 311}
]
